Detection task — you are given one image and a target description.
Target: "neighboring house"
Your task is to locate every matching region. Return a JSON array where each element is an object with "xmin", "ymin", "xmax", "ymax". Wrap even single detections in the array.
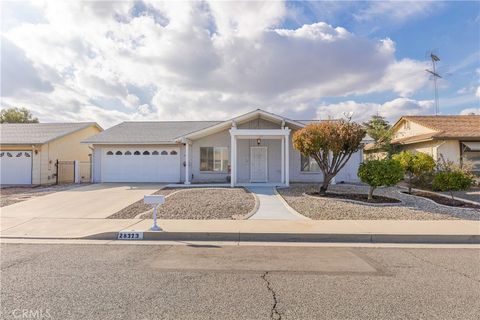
[
  {"xmin": 83, "ymin": 109, "xmax": 365, "ymax": 186},
  {"xmin": 386, "ymin": 115, "xmax": 480, "ymax": 173},
  {"xmin": 0, "ymin": 123, "xmax": 103, "ymax": 185},
  {"xmin": 363, "ymin": 142, "xmax": 388, "ymax": 160}
]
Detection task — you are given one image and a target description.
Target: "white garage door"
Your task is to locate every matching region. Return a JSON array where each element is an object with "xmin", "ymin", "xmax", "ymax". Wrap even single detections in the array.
[
  {"xmin": 0, "ymin": 151, "xmax": 32, "ymax": 185},
  {"xmin": 102, "ymin": 147, "xmax": 180, "ymax": 182}
]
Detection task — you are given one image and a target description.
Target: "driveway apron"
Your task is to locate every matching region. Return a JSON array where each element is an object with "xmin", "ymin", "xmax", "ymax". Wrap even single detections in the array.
[{"xmin": 247, "ymin": 187, "xmax": 306, "ymax": 220}]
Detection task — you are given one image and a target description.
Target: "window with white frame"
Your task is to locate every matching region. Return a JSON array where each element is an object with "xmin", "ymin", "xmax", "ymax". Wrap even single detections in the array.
[
  {"xmin": 200, "ymin": 147, "xmax": 229, "ymax": 172},
  {"xmin": 300, "ymin": 154, "xmax": 320, "ymax": 172}
]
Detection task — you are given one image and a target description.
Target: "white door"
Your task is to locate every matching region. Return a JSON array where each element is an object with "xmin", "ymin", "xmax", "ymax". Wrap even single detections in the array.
[
  {"xmin": 0, "ymin": 151, "xmax": 32, "ymax": 185},
  {"xmin": 102, "ymin": 147, "xmax": 180, "ymax": 182},
  {"xmin": 250, "ymin": 147, "xmax": 268, "ymax": 182}
]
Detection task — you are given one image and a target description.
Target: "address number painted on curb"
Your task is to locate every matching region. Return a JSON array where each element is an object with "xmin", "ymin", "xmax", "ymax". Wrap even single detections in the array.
[{"xmin": 117, "ymin": 231, "xmax": 144, "ymax": 240}]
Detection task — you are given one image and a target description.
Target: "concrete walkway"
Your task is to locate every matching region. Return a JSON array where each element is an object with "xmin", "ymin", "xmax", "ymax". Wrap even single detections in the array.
[{"xmin": 247, "ymin": 187, "xmax": 308, "ymax": 220}]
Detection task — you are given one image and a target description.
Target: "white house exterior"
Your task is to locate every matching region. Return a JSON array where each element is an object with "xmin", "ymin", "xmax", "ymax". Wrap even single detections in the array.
[{"xmin": 83, "ymin": 109, "xmax": 364, "ymax": 186}]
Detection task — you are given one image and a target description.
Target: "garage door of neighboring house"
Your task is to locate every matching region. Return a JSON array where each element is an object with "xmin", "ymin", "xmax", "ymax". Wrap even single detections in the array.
[
  {"xmin": 0, "ymin": 151, "xmax": 32, "ymax": 185},
  {"xmin": 102, "ymin": 147, "xmax": 180, "ymax": 182}
]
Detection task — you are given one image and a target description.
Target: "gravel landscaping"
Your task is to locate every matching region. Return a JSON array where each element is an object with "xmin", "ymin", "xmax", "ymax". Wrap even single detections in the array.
[
  {"xmin": 277, "ymin": 183, "xmax": 480, "ymax": 220},
  {"xmin": 108, "ymin": 187, "xmax": 255, "ymax": 220},
  {"xmin": 0, "ymin": 184, "xmax": 88, "ymax": 207}
]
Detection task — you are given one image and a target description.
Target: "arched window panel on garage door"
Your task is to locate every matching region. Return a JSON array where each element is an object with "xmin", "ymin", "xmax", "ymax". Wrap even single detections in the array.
[
  {"xmin": 106, "ymin": 151, "xmax": 114, "ymax": 155},
  {"xmin": 101, "ymin": 148, "xmax": 180, "ymax": 182},
  {"xmin": 170, "ymin": 150, "xmax": 178, "ymax": 155},
  {"xmin": 161, "ymin": 151, "xmax": 168, "ymax": 155},
  {"xmin": 125, "ymin": 151, "xmax": 132, "ymax": 155},
  {"xmin": 115, "ymin": 151, "xmax": 123, "ymax": 155}
]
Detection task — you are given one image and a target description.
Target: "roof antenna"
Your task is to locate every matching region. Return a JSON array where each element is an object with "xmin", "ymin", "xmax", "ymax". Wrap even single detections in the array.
[{"xmin": 425, "ymin": 51, "xmax": 442, "ymax": 116}]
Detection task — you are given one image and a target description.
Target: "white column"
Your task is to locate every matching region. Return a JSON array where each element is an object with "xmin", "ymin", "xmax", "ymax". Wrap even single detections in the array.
[
  {"xmin": 284, "ymin": 134, "xmax": 289, "ymax": 186},
  {"xmin": 281, "ymin": 136, "xmax": 285, "ymax": 184},
  {"xmin": 230, "ymin": 133, "xmax": 236, "ymax": 187},
  {"xmin": 185, "ymin": 142, "xmax": 190, "ymax": 185}
]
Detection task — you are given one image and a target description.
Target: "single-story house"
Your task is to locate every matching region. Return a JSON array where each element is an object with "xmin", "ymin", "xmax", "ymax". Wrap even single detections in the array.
[
  {"xmin": 365, "ymin": 115, "xmax": 480, "ymax": 173},
  {"xmin": 83, "ymin": 109, "xmax": 365, "ymax": 186},
  {"xmin": 0, "ymin": 122, "xmax": 103, "ymax": 185}
]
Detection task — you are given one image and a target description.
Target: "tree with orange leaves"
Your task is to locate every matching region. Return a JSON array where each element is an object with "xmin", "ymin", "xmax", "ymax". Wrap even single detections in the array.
[{"xmin": 293, "ymin": 120, "xmax": 365, "ymax": 195}]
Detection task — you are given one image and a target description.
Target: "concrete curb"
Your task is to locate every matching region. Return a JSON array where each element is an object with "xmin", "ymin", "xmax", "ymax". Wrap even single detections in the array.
[
  {"xmin": 241, "ymin": 189, "xmax": 260, "ymax": 220},
  {"xmin": 78, "ymin": 231, "xmax": 480, "ymax": 244}
]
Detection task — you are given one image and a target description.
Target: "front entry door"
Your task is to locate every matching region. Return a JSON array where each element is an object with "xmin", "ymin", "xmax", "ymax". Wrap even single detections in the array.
[{"xmin": 250, "ymin": 147, "xmax": 268, "ymax": 182}]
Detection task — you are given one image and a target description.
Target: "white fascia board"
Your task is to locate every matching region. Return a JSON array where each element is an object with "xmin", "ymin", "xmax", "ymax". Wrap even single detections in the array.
[
  {"xmin": 87, "ymin": 141, "xmax": 181, "ymax": 145},
  {"xmin": 230, "ymin": 128, "xmax": 291, "ymax": 136},
  {"xmin": 184, "ymin": 109, "xmax": 304, "ymax": 140}
]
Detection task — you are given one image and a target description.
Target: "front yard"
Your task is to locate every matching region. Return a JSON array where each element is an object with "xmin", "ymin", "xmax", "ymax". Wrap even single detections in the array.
[
  {"xmin": 277, "ymin": 183, "xmax": 480, "ymax": 220},
  {"xmin": 108, "ymin": 187, "xmax": 256, "ymax": 220}
]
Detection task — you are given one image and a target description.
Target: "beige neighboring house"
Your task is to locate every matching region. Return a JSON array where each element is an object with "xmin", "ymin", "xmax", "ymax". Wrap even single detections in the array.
[
  {"xmin": 371, "ymin": 115, "xmax": 480, "ymax": 173},
  {"xmin": 0, "ymin": 123, "xmax": 102, "ymax": 185}
]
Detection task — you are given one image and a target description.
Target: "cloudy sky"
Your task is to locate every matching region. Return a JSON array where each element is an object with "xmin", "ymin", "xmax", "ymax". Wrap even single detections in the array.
[{"xmin": 1, "ymin": 1, "xmax": 479, "ymax": 128}]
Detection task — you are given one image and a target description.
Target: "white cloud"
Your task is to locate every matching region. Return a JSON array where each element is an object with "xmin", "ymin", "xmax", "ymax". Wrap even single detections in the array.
[
  {"xmin": 354, "ymin": 1, "xmax": 441, "ymax": 23},
  {"xmin": 476, "ymin": 86, "xmax": 480, "ymax": 98},
  {"xmin": 315, "ymin": 98, "xmax": 434, "ymax": 123},
  {"xmin": 460, "ymin": 107, "xmax": 480, "ymax": 115},
  {"xmin": 1, "ymin": 0, "xmax": 434, "ymax": 127}
]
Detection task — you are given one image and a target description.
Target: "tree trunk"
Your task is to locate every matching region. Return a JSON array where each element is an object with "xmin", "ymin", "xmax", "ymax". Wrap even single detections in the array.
[
  {"xmin": 368, "ymin": 186, "xmax": 375, "ymax": 200},
  {"xmin": 408, "ymin": 173, "xmax": 413, "ymax": 194},
  {"xmin": 450, "ymin": 191, "xmax": 455, "ymax": 205},
  {"xmin": 319, "ymin": 173, "xmax": 331, "ymax": 195}
]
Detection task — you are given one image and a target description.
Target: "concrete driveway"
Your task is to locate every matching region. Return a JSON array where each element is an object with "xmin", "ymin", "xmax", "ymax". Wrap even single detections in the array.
[{"xmin": 0, "ymin": 183, "xmax": 163, "ymax": 219}]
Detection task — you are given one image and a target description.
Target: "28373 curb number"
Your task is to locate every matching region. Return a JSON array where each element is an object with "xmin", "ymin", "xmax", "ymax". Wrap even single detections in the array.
[{"xmin": 117, "ymin": 231, "xmax": 143, "ymax": 240}]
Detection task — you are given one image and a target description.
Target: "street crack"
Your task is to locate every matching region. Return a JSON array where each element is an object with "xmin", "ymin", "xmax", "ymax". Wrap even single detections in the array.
[
  {"xmin": 404, "ymin": 249, "xmax": 480, "ymax": 283},
  {"xmin": 261, "ymin": 271, "xmax": 282, "ymax": 320}
]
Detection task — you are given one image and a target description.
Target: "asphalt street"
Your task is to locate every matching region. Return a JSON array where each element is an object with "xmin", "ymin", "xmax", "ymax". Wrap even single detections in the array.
[{"xmin": 1, "ymin": 243, "xmax": 479, "ymax": 320}]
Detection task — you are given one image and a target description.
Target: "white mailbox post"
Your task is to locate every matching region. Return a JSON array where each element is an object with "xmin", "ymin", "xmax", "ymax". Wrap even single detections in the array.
[{"xmin": 144, "ymin": 195, "xmax": 165, "ymax": 231}]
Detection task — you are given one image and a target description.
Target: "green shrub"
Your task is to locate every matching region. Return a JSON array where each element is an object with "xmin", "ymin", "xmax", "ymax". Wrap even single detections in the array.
[
  {"xmin": 414, "ymin": 171, "xmax": 435, "ymax": 189},
  {"xmin": 432, "ymin": 171, "xmax": 473, "ymax": 202},
  {"xmin": 392, "ymin": 151, "xmax": 436, "ymax": 193},
  {"xmin": 358, "ymin": 159, "xmax": 404, "ymax": 200}
]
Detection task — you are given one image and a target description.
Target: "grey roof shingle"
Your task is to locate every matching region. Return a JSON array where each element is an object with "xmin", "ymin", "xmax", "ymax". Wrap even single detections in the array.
[
  {"xmin": 0, "ymin": 122, "xmax": 99, "ymax": 145},
  {"xmin": 83, "ymin": 121, "xmax": 222, "ymax": 144}
]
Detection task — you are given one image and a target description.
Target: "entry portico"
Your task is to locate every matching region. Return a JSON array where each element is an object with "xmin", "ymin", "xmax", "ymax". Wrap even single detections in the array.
[
  {"xmin": 182, "ymin": 109, "xmax": 306, "ymax": 187},
  {"xmin": 229, "ymin": 126, "xmax": 291, "ymax": 187}
]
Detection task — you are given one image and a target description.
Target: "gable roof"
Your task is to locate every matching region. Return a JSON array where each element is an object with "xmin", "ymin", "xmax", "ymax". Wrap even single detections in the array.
[
  {"xmin": 82, "ymin": 121, "xmax": 221, "ymax": 144},
  {"xmin": 392, "ymin": 115, "xmax": 480, "ymax": 143},
  {"xmin": 183, "ymin": 109, "xmax": 307, "ymax": 140},
  {"xmin": 84, "ymin": 109, "xmax": 312, "ymax": 144},
  {"xmin": 0, "ymin": 122, "xmax": 102, "ymax": 145}
]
